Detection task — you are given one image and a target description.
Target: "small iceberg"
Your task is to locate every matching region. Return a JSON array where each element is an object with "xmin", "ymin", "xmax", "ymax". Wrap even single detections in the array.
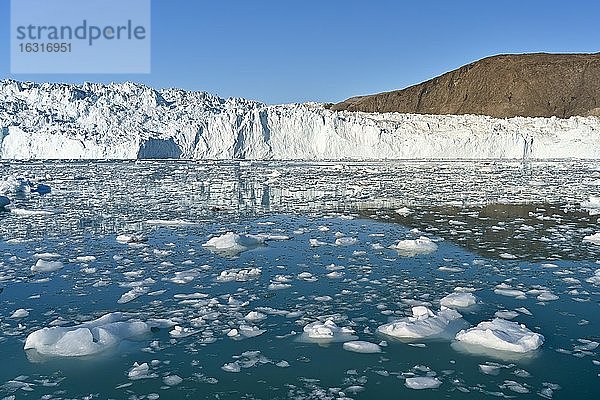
[
  {"xmin": 31, "ymin": 259, "xmax": 64, "ymax": 273},
  {"xmin": 24, "ymin": 312, "xmax": 150, "ymax": 358},
  {"xmin": 405, "ymin": 376, "xmax": 442, "ymax": 390},
  {"xmin": 343, "ymin": 341, "xmax": 382, "ymax": 353},
  {"xmin": 377, "ymin": 306, "xmax": 464, "ymax": 340},
  {"xmin": 389, "ymin": 236, "xmax": 438, "ymax": 256},
  {"xmin": 583, "ymin": 233, "xmax": 600, "ymax": 245},
  {"xmin": 202, "ymin": 232, "xmax": 264, "ymax": 256},
  {"xmin": 440, "ymin": 293, "xmax": 477, "ymax": 309},
  {"xmin": 300, "ymin": 319, "xmax": 357, "ymax": 343},
  {"xmin": 454, "ymin": 318, "xmax": 544, "ymax": 354}
]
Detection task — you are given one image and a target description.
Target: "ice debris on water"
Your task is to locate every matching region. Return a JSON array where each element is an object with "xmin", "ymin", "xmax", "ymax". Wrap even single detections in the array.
[
  {"xmin": 202, "ymin": 232, "xmax": 264, "ymax": 256},
  {"xmin": 377, "ymin": 306, "xmax": 462, "ymax": 339},
  {"xmin": 405, "ymin": 376, "xmax": 442, "ymax": 390},
  {"xmin": 440, "ymin": 292, "xmax": 477, "ymax": 309},
  {"xmin": 24, "ymin": 312, "xmax": 150, "ymax": 357},
  {"xmin": 30, "ymin": 259, "xmax": 63, "ymax": 273},
  {"xmin": 301, "ymin": 319, "xmax": 357, "ymax": 342},
  {"xmin": 389, "ymin": 236, "xmax": 438, "ymax": 256},
  {"xmin": 455, "ymin": 318, "xmax": 544, "ymax": 353},
  {"xmin": 342, "ymin": 341, "xmax": 382, "ymax": 353}
]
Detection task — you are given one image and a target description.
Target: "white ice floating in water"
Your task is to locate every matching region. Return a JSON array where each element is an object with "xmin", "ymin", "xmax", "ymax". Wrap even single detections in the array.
[
  {"xmin": 389, "ymin": 236, "xmax": 438, "ymax": 256},
  {"xmin": 581, "ymin": 196, "xmax": 600, "ymax": 215},
  {"xmin": 10, "ymin": 308, "xmax": 29, "ymax": 318},
  {"xmin": 116, "ymin": 234, "xmax": 147, "ymax": 244},
  {"xmin": 301, "ymin": 319, "xmax": 357, "ymax": 342},
  {"xmin": 440, "ymin": 293, "xmax": 477, "ymax": 309},
  {"xmin": 202, "ymin": 232, "xmax": 264, "ymax": 256},
  {"xmin": 405, "ymin": 376, "xmax": 442, "ymax": 390},
  {"xmin": 343, "ymin": 341, "xmax": 382, "ymax": 353},
  {"xmin": 455, "ymin": 318, "xmax": 544, "ymax": 354},
  {"xmin": 30, "ymin": 259, "xmax": 63, "ymax": 273},
  {"xmin": 377, "ymin": 306, "xmax": 463, "ymax": 340},
  {"xmin": 24, "ymin": 312, "xmax": 149, "ymax": 358},
  {"xmin": 583, "ymin": 232, "xmax": 600, "ymax": 245}
]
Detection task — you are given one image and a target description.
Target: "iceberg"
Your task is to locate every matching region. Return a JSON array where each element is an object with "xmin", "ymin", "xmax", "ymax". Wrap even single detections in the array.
[
  {"xmin": 389, "ymin": 236, "xmax": 438, "ymax": 256},
  {"xmin": 300, "ymin": 319, "xmax": 357, "ymax": 342},
  {"xmin": 24, "ymin": 312, "xmax": 150, "ymax": 357},
  {"xmin": 377, "ymin": 306, "xmax": 463, "ymax": 339},
  {"xmin": 455, "ymin": 318, "xmax": 544, "ymax": 353},
  {"xmin": 440, "ymin": 293, "xmax": 477, "ymax": 309},
  {"xmin": 2, "ymin": 80, "xmax": 600, "ymax": 160},
  {"xmin": 202, "ymin": 232, "xmax": 264, "ymax": 256},
  {"xmin": 405, "ymin": 376, "xmax": 442, "ymax": 390}
]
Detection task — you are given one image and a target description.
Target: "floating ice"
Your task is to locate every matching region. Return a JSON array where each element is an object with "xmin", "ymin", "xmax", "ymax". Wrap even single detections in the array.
[
  {"xmin": 537, "ymin": 291, "xmax": 559, "ymax": 301},
  {"xmin": 117, "ymin": 287, "xmax": 148, "ymax": 304},
  {"xmin": 395, "ymin": 207, "xmax": 411, "ymax": 216},
  {"xmin": 116, "ymin": 234, "xmax": 147, "ymax": 244},
  {"xmin": 389, "ymin": 236, "xmax": 438, "ymax": 256},
  {"xmin": 202, "ymin": 232, "xmax": 264, "ymax": 256},
  {"xmin": 128, "ymin": 362, "xmax": 157, "ymax": 380},
  {"xmin": 31, "ymin": 259, "xmax": 63, "ymax": 273},
  {"xmin": 343, "ymin": 341, "xmax": 382, "ymax": 353},
  {"xmin": 10, "ymin": 308, "xmax": 29, "ymax": 318},
  {"xmin": 145, "ymin": 219, "xmax": 196, "ymax": 226},
  {"xmin": 301, "ymin": 319, "xmax": 357, "ymax": 342},
  {"xmin": 586, "ymin": 269, "xmax": 600, "ymax": 285},
  {"xmin": 583, "ymin": 233, "xmax": 600, "ymax": 245},
  {"xmin": 216, "ymin": 267, "xmax": 261, "ymax": 282},
  {"xmin": 455, "ymin": 318, "xmax": 544, "ymax": 353},
  {"xmin": 405, "ymin": 376, "xmax": 442, "ymax": 390},
  {"xmin": 221, "ymin": 362, "xmax": 241, "ymax": 373},
  {"xmin": 377, "ymin": 306, "xmax": 463, "ymax": 340},
  {"xmin": 335, "ymin": 237, "xmax": 357, "ymax": 246},
  {"xmin": 163, "ymin": 375, "xmax": 183, "ymax": 386},
  {"xmin": 24, "ymin": 312, "xmax": 150, "ymax": 357},
  {"xmin": 494, "ymin": 284, "xmax": 527, "ymax": 299},
  {"xmin": 581, "ymin": 196, "xmax": 600, "ymax": 215},
  {"xmin": 245, "ymin": 311, "xmax": 266, "ymax": 322},
  {"xmin": 440, "ymin": 293, "xmax": 477, "ymax": 309}
]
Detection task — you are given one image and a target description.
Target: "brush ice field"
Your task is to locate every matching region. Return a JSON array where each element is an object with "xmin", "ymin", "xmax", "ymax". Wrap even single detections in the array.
[{"xmin": 0, "ymin": 160, "xmax": 599, "ymax": 399}]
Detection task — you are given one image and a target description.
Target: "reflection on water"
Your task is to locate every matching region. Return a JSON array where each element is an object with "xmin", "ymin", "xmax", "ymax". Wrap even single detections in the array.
[{"xmin": 0, "ymin": 160, "xmax": 599, "ymax": 399}]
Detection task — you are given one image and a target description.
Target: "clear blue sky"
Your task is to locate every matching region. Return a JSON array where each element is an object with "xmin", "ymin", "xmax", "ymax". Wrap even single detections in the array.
[{"xmin": 1, "ymin": 0, "xmax": 598, "ymax": 104}]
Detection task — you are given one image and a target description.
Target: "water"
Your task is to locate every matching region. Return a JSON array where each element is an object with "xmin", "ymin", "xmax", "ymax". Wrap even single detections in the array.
[{"xmin": 0, "ymin": 160, "xmax": 599, "ymax": 399}]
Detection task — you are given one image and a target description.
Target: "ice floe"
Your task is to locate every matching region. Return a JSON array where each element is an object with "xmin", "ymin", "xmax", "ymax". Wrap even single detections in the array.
[
  {"xmin": 583, "ymin": 232, "xmax": 600, "ymax": 245},
  {"xmin": 30, "ymin": 259, "xmax": 63, "ymax": 273},
  {"xmin": 301, "ymin": 319, "xmax": 357, "ymax": 342},
  {"xmin": 24, "ymin": 312, "xmax": 150, "ymax": 357},
  {"xmin": 202, "ymin": 232, "xmax": 264, "ymax": 256},
  {"xmin": 377, "ymin": 306, "xmax": 463, "ymax": 340},
  {"xmin": 389, "ymin": 236, "xmax": 438, "ymax": 256},
  {"xmin": 455, "ymin": 318, "xmax": 544, "ymax": 353},
  {"xmin": 440, "ymin": 292, "xmax": 477, "ymax": 309},
  {"xmin": 342, "ymin": 341, "xmax": 382, "ymax": 353},
  {"xmin": 405, "ymin": 376, "xmax": 442, "ymax": 390}
]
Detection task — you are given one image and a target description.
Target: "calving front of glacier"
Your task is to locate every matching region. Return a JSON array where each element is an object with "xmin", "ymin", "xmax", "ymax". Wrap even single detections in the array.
[{"xmin": 1, "ymin": 79, "xmax": 599, "ymax": 160}]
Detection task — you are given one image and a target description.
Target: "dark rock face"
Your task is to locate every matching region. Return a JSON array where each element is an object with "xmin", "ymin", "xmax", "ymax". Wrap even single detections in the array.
[{"xmin": 331, "ymin": 53, "xmax": 600, "ymax": 118}]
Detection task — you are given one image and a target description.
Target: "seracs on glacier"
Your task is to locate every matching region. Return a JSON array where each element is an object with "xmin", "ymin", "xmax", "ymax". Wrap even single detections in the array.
[{"xmin": 1, "ymin": 79, "xmax": 600, "ymax": 160}]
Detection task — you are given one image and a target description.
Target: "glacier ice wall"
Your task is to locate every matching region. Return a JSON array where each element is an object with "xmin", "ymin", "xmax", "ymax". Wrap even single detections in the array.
[{"xmin": 1, "ymin": 79, "xmax": 599, "ymax": 160}]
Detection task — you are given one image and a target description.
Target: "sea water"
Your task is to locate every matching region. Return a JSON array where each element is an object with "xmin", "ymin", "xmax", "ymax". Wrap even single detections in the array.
[{"xmin": 0, "ymin": 160, "xmax": 598, "ymax": 399}]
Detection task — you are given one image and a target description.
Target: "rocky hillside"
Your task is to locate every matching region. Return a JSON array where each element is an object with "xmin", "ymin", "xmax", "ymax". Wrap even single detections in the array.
[{"xmin": 331, "ymin": 53, "xmax": 600, "ymax": 118}]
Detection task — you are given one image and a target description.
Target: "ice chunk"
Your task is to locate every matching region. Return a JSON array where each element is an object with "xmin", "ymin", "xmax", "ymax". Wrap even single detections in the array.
[
  {"xmin": 202, "ymin": 232, "xmax": 264, "ymax": 256},
  {"xmin": 440, "ymin": 293, "xmax": 477, "ymax": 309},
  {"xmin": 24, "ymin": 312, "xmax": 150, "ymax": 357},
  {"xmin": 128, "ymin": 362, "xmax": 157, "ymax": 380},
  {"xmin": 116, "ymin": 234, "xmax": 147, "ymax": 244},
  {"xmin": 343, "ymin": 341, "xmax": 382, "ymax": 353},
  {"xmin": 395, "ymin": 207, "xmax": 411, "ymax": 216},
  {"xmin": 301, "ymin": 319, "xmax": 357, "ymax": 342},
  {"xmin": 335, "ymin": 237, "xmax": 357, "ymax": 246},
  {"xmin": 163, "ymin": 375, "xmax": 183, "ymax": 386},
  {"xmin": 537, "ymin": 292, "xmax": 559, "ymax": 301},
  {"xmin": 10, "ymin": 308, "xmax": 29, "ymax": 318},
  {"xmin": 455, "ymin": 318, "xmax": 544, "ymax": 353},
  {"xmin": 216, "ymin": 267, "xmax": 261, "ymax": 282},
  {"xmin": 244, "ymin": 311, "xmax": 266, "ymax": 322},
  {"xmin": 221, "ymin": 362, "xmax": 241, "ymax": 372},
  {"xmin": 583, "ymin": 233, "xmax": 600, "ymax": 245},
  {"xmin": 405, "ymin": 377, "xmax": 442, "ymax": 390},
  {"xmin": 377, "ymin": 306, "xmax": 463, "ymax": 339},
  {"xmin": 390, "ymin": 236, "xmax": 438, "ymax": 256},
  {"xmin": 582, "ymin": 196, "xmax": 600, "ymax": 215},
  {"xmin": 31, "ymin": 259, "xmax": 63, "ymax": 273}
]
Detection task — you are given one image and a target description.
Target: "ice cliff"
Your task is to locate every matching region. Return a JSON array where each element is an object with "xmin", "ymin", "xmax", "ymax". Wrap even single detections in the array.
[{"xmin": 1, "ymin": 79, "xmax": 599, "ymax": 160}]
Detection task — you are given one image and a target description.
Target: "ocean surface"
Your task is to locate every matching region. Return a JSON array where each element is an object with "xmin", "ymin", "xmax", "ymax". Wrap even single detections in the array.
[{"xmin": 0, "ymin": 160, "xmax": 599, "ymax": 399}]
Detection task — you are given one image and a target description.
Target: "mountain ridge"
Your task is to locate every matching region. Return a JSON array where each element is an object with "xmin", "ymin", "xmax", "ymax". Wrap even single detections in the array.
[{"xmin": 331, "ymin": 52, "xmax": 600, "ymax": 118}]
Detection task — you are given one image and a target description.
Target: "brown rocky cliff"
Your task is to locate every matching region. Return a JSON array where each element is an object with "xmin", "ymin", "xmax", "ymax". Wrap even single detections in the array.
[{"xmin": 331, "ymin": 53, "xmax": 600, "ymax": 118}]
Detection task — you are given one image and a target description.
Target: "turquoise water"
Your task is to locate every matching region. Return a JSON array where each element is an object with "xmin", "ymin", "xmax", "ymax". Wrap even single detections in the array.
[{"xmin": 0, "ymin": 161, "xmax": 599, "ymax": 399}]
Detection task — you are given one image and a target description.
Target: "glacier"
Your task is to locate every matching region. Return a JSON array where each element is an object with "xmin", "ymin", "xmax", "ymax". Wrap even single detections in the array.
[{"xmin": 1, "ymin": 79, "xmax": 600, "ymax": 160}]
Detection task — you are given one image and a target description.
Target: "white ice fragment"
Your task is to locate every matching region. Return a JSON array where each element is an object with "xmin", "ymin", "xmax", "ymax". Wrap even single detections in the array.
[
  {"xmin": 455, "ymin": 318, "xmax": 544, "ymax": 353},
  {"xmin": 24, "ymin": 312, "xmax": 149, "ymax": 357},
  {"xmin": 221, "ymin": 362, "xmax": 241, "ymax": 373},
  {"xmin": 440, "ymin": 293, "xmax": 477, "ymax": 309},
  {"xmin": 163, "ymin": 375, "xmax": 183, "ymax": 386},
  {"xmin": 128, "ymin": 362, "xmax": 157, "ymax": 380},
  {"xmin": 216, "ymin": 267, "xmax": 261, "ymax": 282},
  {"xmin": 10, "ymin": 308, "xmax": 29, "ymax": 318},
  {"xmin": 405, "ymin": 376, "xmax": 442, "ymax": 390},
  {"xmin": 301, "ymin": 319, "xmax": 356, "ymax": 342},
  {"xmin": 395, "ymin": 207, "xmax": 411, "ymax": 216},
  {"xmin": 31, "ymin": 259, "xmax": 63, "ymax": 273},
  {"xmin": 117, "ymin": 287, "xmax": 148, "ymax": 304},
  {"xmin": 583, "ymin": 233, "xmax": 600, "ymax": 245},
  {"xmin": 343, "ymin": 341, "xmax": 382, "ymax": 353},
  {"xmin": 537, "ymin": 292, "xmax": 559, "ymax": 301},
  {"xmin": 390, "ymin": 236, "xmax": 438, "ymax": 256},
  {"xmin": 335, "ymin": 237, "xmax": 357, "ymax": 246},
  {"xmin": 202, "ymin": 232, "xmax": 264, "ymax": 255},
  {"xmin": 377, "ymin": 306, "xmax": 462, "ymax": 339},
  {"xmin": 244, "ymin": 311, "xmax": 266, "ymax": 322},
  {"xmin": 116, "ymin": 234, "xmax": 146, "ymax": 244}
]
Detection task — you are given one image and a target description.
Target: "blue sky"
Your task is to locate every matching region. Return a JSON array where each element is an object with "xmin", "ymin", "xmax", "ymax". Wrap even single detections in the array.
[{"xmin": 1, "ymin": 0, "xmax": 598, "ymax": 104}]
